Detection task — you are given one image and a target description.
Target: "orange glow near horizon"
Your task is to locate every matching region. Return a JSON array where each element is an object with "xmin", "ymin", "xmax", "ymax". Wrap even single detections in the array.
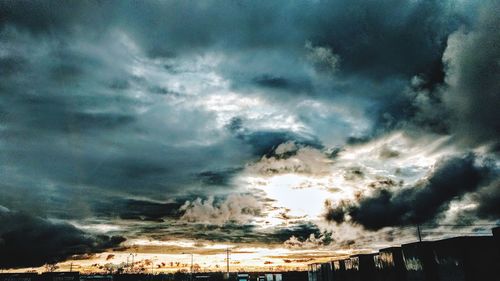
[{"xmin": 3, "ymin": 240, "xmax": 362, "ymax": 274}]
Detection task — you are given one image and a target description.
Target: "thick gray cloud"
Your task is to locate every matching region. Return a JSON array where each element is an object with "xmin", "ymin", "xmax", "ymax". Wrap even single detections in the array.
[
  {"xmin": 441, "ymin": 0, "xmax": 500, "ymax": 146},
  {"xmin": 394, "ymin": 1, "xmax": 500, "ymax": 147},
  {"xmin": 133, "ymin": 220, "xmax": 326, "ymax": 246},
  {"xmin": 93, "ymin": 198, "xmax": 185, "ymax": 222},
  {"xmin": 0, "ymin": 26, "xmax": 252, "ymax": 218},
  {"xmin": 473, "ymin": 180, "xmax": 500, "ymax": 219}
]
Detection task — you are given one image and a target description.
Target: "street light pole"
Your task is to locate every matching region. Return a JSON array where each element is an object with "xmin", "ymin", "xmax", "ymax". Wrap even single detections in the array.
[{"xmin": 130, "ymin": 253, "xmax": 137, "ymax": 273}]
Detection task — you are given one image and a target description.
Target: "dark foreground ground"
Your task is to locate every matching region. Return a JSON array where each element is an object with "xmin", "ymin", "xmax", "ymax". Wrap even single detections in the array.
[{"xmin": 0, "ymin": 271, "xmax": 308, "ymax": 281}]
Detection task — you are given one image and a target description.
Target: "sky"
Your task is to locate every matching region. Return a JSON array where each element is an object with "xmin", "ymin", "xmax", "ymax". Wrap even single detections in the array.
[{"xmin": 0, "ymin": 0, "xmax": 499, "ymax": 273}]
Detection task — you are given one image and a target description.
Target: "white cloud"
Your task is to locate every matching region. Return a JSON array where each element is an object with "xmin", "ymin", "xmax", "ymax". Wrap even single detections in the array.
[
  {"xmin": 180, "ymin": 194, "xmax": 262, "ymax": 225},
  {"xmin": 283, "ymin": 233, "xmax": 330, "ymax": 249},
  {"xmin": 247, "ymin": 145, "xmax": 332, "ymax": 176}
]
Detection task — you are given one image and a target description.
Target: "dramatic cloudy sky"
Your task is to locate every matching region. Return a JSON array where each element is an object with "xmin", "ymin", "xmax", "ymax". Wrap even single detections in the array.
[{"xmin": 1, "ymin": 0, "xmax": 499, "ymax": 272}]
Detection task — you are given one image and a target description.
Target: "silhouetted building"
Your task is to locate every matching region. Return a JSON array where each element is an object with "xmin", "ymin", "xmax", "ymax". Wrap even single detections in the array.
[
  {"xmin": 401, "ymin": 241, "xmax": 438, "ymax": 281},
  {"xmin": 0, "ymin": 273, "xmax": 39, "ymax": 281},
  {"xmin": 79, "ymin": 275, "xmax": 113, "ymax": 281},
  {"xmin": 347, "ymin": 254, "xmax": 377, "ymax": 281},
  {"xmin": 308, "ymin": 264, "xmax": 320, "ymax": 281},
  {"xmin": 375, "ymin": 247, "xmax": 406, "ymax": 281},
  {"xmin": 432, "ymin": 236, "xmax": 498, "ymax": 281},
  {"xmin": 331, "ymin": 260, "xmax": 346, "ymax": 281},
  {"xmin": 493, "ymin": 226, "xmax": 500, "ymax": 255},
  {"xmin": 41, "ymin": 272, "xmax": 79, "ymax": 281}
]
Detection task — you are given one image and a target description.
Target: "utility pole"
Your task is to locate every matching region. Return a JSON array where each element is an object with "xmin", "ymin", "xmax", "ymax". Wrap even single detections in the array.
[
  {"xmin": 226, "ymin": 248, "xmax": 230, "ymax": 279},
  {"xmin": 70, "ymin": 262, "xmax": 73, "ymax": 272},
  {"xmin": 417, "ymin": 224, "xmax": 422, "ymax": 242},
  {"xmin": 190, "ymin": 253, "xmax": 194, "ymax": 281},
  {"xmin": 126, "ymin": 255, "xmax": 129, "ymax": 272}
]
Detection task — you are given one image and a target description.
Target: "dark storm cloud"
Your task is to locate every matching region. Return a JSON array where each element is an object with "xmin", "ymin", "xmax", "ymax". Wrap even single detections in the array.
[
  {"xmin": 0, "ymin": 55, "xmax": 27, "ymax": 76},
  {"xmin": 304, "ymin": 1, "xmax": 454, "ymax": 78},
  {"xmin": 0, "ymin": 0, "xmax": 479, "ymax": 145},
  {"xmin": 324, "ymin": 200, "xmax": 351, "ymax": 224},
  {"xmin": 252, "ymin": 74, "xmax": 313, "ymax": 93},
  {"xmin": 227, "ymin": 117, "xmax": 323, "ymax": 157},
  {"xmin": 473, "ymin": 180, "xmax": 500, "ymax": 219},
  {"xmin": 122, "ymin": 218, "xmax": 325, "ymax": 245},
  {"xmin": 0, "ymin": 20, "xmax": 256, "ymax": 217},
  {"xmin": 197, "ymin": 168, "xmax": 243, "ymax": 187},
  {"xmin": 129, "ymin": 221, "xmax": 259, "ymax": 244},
  {"xmin": 239, "ymin": 130, "xmax": 322, "ymax": 157},
  {"xmin": 93, "ymin": 199, "xmax": 185, "ymax": 222},
  {"xmin": 184, "ymin": 224, "xmax": 259, "ymax": 244},
  {"xmin": 0, "ymin": 1, "xmax": 99, "ymax": 34},
  {"xmin": 0, "ymin": 85, "xmax": 136, "ymax": 134},
  {"xmin": 388, "ymin": 1, "xmax": 500, "ymax": 146},
  {"xmin": 0, "ymin": 206, "xmax": 125, "ymax": 269},
  {"xmin": 0, "ymin": 32, "xmax": 253, "ymax": 219},
  {"xmin": 1, "ymin": 0, "xmax": 469, "ymax": 75},
  {"xmin": 0, "ymin": 134, "xmax": 253, "ymax": 218},
  {"xmin": 326, "ymin": 154, "xmax": 497, "ymax": 230},
  {"xmin": 209, "ymin": 0, "xmax": 469, "ymax": 124},
  {"xmin": 271, "ymin": 223, "xmax": 322, "ymax": 243},
  {"xmin": 440, "ymin": 0, "xmax": 500, "ymax": 146}
]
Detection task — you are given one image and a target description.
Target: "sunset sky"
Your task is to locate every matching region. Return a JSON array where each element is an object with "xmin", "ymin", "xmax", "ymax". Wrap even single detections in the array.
[{"xmin": 1, "ymin": 0, "xmax": 499, "ymax": 273}]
